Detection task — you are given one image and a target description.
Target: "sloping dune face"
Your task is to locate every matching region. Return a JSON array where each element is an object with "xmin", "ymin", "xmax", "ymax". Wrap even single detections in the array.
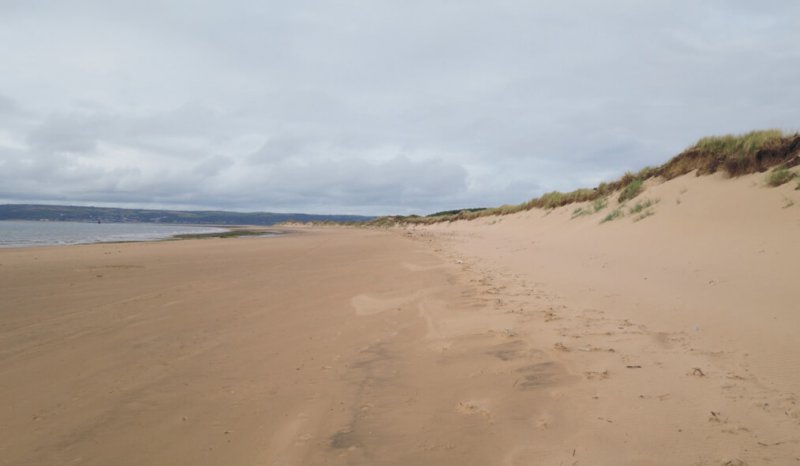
[
  {"xmin": 414, "ymin": 171, "xmax": 800, "ymax": 464},
  {"xmin": 1, "ymin": 172, "xmax": 798, "ymax": 466}
]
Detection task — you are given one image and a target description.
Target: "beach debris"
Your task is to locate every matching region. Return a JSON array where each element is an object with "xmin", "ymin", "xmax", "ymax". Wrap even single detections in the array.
[
  {"xmin": 584, "ymin": 369, "xmax": 609, "ymax": 380},
  {"xmin": 626, "ymin": 365, "xmax": 642, "ymax": 369},
  {"xmin": 757, "ymin": 440, "xmax": 785, "ymax": 447},
  {"xmin": 691, "ymin": 367, "xmax": 706, "ymax": 377},
  {"xmin": 553, "ymin": 342, "xmax": 570, "ymax": 352},
  {"xmin": 723, "ymin": 458, "xmax": 746, "ymax": 466},
  {"xmin": 578, "ymin": 345, "xmax": 615, "ymax": 352},
  {"xmin": 543, "ymin": 311, "xmax": 559, "ymax": 322},
  {"xmin": 457, "ymin": 401, "xmax": 491, "ymax": 419}
]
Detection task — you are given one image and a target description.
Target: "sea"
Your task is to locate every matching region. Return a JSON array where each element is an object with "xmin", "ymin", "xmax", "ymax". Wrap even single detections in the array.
[{"xmin": 0, "ymin": 220, "xmax": 228, "ymax": 248}]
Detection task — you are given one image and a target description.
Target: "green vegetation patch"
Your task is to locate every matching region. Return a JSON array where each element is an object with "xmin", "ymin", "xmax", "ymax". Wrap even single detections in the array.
[
  {"xmin": 628, "ymin": 198, "xmax": 659, "ymax": 222},
  {"xmin": 663, "ymin": 129, "xmax": 790, "ymax": 178},
  {"xmin": 628, "ymin": 198, "xmax": 658, "ymax": 215},
  {"xmin": 593, "ymin": 197, "xmax": 608, "ymax": 212},
  {"xmin": 571, "ymin": 196, "xmax": 609, "ymax": 219},
  {"xmin": 600, "ymin": 208, "xmax": 624, "ymax": 224},
  {"xmin": 766, "ymin": 167, "xmax": 796, "ymax": 187},
  {"xmin": 571, "ymin": 207, "xmax": 589, "ymax": 219},
  {"xmin": 692, "ymin": 129, "xmax": 784, "ymax": 158},
  {"xmin": 427, "ymin": 207, "xmax": 488, "ymax": 217},
  {"xmin": 618, "ymin": 178, "xmax": 644, "ymax": 203}
]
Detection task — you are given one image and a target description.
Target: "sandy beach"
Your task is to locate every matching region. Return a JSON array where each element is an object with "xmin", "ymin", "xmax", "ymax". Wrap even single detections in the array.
[{"xmin": 2, "ymin": 172, "xmax": 800, "ymax": 465}]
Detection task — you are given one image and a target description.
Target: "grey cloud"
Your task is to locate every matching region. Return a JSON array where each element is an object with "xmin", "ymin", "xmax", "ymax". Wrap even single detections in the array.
[
  {"xmin": 1, "ymin": 1, "xmax": 799, "ymax": 215},
  {"xmin": 0, "ymin": 94, "xmax": 19, "ymax": 115},
  {"xmin": 28, "ymin": 115, "xmax": 102, "ymax": 153},
  {"xmin": 193, "ymin": 155, "xmax": 234, "ymax": 176}
]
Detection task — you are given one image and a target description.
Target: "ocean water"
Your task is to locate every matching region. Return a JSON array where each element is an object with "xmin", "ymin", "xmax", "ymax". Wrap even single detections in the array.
[{"xmin": 0, "ymin": 221, "xmax": 228, "ymax": 248}]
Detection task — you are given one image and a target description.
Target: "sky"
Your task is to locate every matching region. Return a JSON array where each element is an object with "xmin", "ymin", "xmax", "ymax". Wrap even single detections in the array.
[{"xmin": 0, "ymin": 0, "xmax": 798, "ymax": 215}]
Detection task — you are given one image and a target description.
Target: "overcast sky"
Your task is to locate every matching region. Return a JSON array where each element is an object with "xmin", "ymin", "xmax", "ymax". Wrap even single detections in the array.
[{"xmin": 1, "ymin": 1, "xmax": 798, "ymax": 215}]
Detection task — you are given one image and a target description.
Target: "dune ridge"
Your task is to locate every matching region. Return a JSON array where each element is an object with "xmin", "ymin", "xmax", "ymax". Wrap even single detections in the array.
[
  {"xmin": 369, "ymin": 129, "xmax": 800, "ymax": 225},
  {"xmin": 404, "ymin": 170, "xmax": 800, "ymax": 464}
]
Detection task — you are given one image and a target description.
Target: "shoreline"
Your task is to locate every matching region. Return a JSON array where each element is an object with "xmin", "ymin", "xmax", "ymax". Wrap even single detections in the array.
[{"xmin": 0, "ymin": 221, "xmax": 293, "ymax": 249}]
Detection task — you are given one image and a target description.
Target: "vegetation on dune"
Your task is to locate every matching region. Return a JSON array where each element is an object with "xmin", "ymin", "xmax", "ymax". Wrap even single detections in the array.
[
  {"xmin": 427, "ymin": 207, "xmax": 488, "ymax": 217},
  {"xmin": 633, "ymin": 210, "xmax": 655, "ymax": 222},
  {"xmin": 628, "ymin": 198, "xmax": 659, "ymax": 222},
  {"xmin": 367, "ymin": 130, "xmax": 800, "ymax": 227},
  {"xmin": 593, "ymin": 197, "xmax": 608, "ymax": 212},
  {"xmin": 571, "ymin": 196, "xmax": 609, "ymax": 219},
  {"xmin": 618, "ymin": 178, "xmax": 643, "ymax": 203},
  {"xmin": 628, "ymin": 198, "xmax": 657, "ymax": 215},
  {"xmin": 659, "ymin": 130, "xmax": 800, "ymax": 179},
  {"xmin": 600, "ymin": 208, "xmax": 624, "ymax": 224},
  {"xmin": 766, "ymin": 167, "xmax": 796, "ymax": 187},
  {"xmin": 571, "ymin": 207, "xmax": 590, "ymax": 219}
]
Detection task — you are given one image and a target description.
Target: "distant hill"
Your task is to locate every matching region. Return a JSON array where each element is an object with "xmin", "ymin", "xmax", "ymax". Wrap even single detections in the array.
[{"xmin": 0, "ymin": 204, "xmax": 374, "ymax": 226}]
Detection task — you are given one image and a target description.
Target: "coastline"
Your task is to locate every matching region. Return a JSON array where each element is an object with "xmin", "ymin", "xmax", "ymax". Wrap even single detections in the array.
[{"xmin": 0, "ymin": 220, "xmax": 232, "ymax": 249}]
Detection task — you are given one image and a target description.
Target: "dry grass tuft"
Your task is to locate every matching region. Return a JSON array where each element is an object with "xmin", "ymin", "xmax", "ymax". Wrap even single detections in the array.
[{"xmin": 766, "ymin": 167, "xmax": 796, "ymax": 187}]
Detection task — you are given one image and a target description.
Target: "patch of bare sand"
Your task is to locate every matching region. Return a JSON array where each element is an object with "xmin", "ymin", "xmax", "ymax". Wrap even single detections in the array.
[{"xmin": 0, "ymin": 227, "xmax": 583, "ymax": 466}]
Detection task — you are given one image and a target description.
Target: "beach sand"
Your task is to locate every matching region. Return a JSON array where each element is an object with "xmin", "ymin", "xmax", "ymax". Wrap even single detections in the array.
[{"xmin": 1, "ymin": 172, "xmax": 799, "ymax": 465}]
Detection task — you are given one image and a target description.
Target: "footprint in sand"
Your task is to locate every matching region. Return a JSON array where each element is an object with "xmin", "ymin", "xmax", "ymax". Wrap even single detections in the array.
[
  {"xmin": 401, "ymin": 262, "xmax": 447, "ymax": 272},
  {"xmin": 350, "ymin": 290, "xmax": 426, "ymax": 315},
  {"xmin": 456, "ymin": 400, "xmax": 492, "ymax": 419}
]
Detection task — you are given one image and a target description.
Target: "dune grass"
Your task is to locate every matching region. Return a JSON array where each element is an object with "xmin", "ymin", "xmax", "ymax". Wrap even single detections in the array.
[
  {"xmin": 629, "ymin": 198, "xmax": 659, "ymax": 222},
  {"xmin": 600, "ymin": 208, "xmax": 624, "ymax": 224},
  {"xmin": 618, "ymin": 178, "xmax": 643, "ymax": 203},
  {"xmin": 766, "ymin": 167, "xmax": 796, "ymax": 187},
  {"xmin": 628, "ymin": 198, "xmax": 657, "ymax": 215},
  {"xmin": 367, "ymin": 130, "xmax": 800, "ymax": 227},
  {"xmin": 571, "ymin": 196, "xmax": 609, "ymax": 219},
  {"xmin": 633, "ymin": 210, "xmax": 655, "ymax": 222},
  {"xmin": 593, "ymin": 197, "xmax": 608, "ymax": 212},
  {"xmin": 571, "ymin": 207, "xmax": 590, "ymax": 218}
]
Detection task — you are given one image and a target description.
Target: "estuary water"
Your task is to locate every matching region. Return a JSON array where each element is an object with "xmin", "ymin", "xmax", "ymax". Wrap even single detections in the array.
[{"xmin": 0, "ymin": 221, "xmax": 228, "ymax": 248}]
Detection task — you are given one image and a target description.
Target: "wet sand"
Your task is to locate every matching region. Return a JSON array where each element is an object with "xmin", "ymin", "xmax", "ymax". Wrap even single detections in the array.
[{"xmin": 2, "ymin": 172, "xmax": 800, "ymax": 465}]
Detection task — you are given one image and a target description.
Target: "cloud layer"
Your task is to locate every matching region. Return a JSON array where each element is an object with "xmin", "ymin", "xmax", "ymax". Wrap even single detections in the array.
[{"xmin": 1, "ymin": 0, "xmax": 798, "ymax": 214}]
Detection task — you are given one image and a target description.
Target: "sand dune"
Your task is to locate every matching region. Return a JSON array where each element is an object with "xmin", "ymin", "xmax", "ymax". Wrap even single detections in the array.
[
  {"xmin": 1, "ymin": 171, "xmax": 799, "ymax": 465},
  {"xmin": 412, "ymin": 171, "xmax": 800, "ymax": 464}
]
